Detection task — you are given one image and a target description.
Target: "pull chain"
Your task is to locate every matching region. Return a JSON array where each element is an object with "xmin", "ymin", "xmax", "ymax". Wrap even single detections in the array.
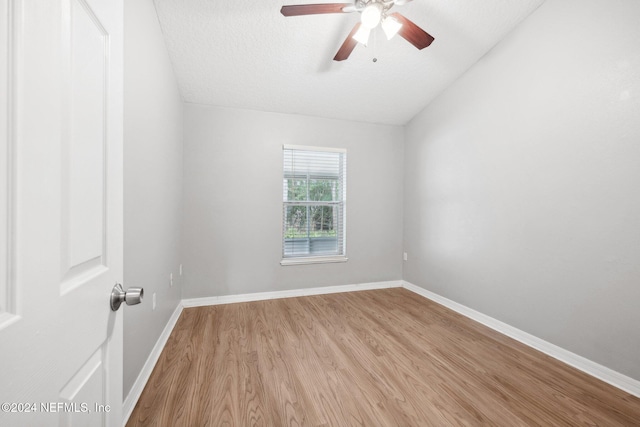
[{"xmin": 372, "ymin": 27, "xmax": 378, "ymax": 63}]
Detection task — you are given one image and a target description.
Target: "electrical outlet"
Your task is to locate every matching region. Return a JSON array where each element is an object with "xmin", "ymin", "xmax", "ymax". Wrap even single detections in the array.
[
  {"xmin": 152, "ymin": 292, "xmax": 157, "ymax": 310},
  {"xmin": 170, "ymin": 273, "xmax": 173, "ymax": 287},
  {"xmin": 403, "ymin": 252, "xmax": 408, "ymax": 261},
  {"xmin": 179, "ymin": 264, "xmax": 183, "ymax": 276}
]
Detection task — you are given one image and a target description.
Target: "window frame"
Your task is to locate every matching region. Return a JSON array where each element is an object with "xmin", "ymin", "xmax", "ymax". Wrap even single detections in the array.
[{"xmin": 280, "ymin": 144, "xmax": 347, "ymax": 266}]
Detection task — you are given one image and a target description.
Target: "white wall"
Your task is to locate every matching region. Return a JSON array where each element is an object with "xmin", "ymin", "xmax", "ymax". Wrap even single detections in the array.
[
  {"xmin": 403, "ymin": 0, "xmax": 640, "ymax": 381},
  {"xmin": 182, "ymin": 104, "xmax": 403, "ymax": 298},
  {"xmin": 123, "ymin": 0, "xmax": 183, "ymax": 398}
]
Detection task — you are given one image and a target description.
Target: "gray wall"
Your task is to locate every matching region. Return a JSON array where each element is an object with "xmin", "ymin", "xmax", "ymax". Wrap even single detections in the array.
[
  {"xmin": 123, "ymin": 0, "xmax": 184, "ymax": 398},
  {"xmin": 403, "ymin": 0, "xmax": 640, "ymax": 381},
  {"xmin": 182, "ymin": 104, "xmax": 403, "ymax": 298}
]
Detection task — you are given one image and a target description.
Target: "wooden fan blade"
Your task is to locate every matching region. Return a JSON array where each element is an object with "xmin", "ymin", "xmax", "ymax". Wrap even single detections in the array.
[
  {"xmin": 390, "ymin": 12, "xmax": 434, "ymax": 50},
  {"xmin": 281, "ymin": 3, "xmax": 353, "ymax": 16},
  {"xmin": 333, "ymin": 23, "xmax": 361, "ymax": 61}
]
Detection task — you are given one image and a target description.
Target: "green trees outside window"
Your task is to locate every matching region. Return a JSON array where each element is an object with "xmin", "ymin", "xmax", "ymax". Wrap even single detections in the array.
[{"xmin": 284, "ymin": 178, "xmax": 338, "ymax": 239}]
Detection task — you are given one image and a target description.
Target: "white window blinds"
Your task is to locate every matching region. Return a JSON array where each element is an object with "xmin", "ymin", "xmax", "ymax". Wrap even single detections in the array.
[{"xmin": 282, "ymin": 145, "xmax": 347, "ymax": 260}]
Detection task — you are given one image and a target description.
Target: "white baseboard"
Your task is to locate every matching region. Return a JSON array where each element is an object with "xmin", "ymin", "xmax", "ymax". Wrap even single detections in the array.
[
  {"xmin": 122, "ymin": 302, "xmax": 184, "ymax": 426},
  {"xmin": 401, "ymin": 280, "xmax": 640, "ymax": 398},
  {"xmin": 182, "ymin": 280, "xmax": 402, "ymax": 308}
]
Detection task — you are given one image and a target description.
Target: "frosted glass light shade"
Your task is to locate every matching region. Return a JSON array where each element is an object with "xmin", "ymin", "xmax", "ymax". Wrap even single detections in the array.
[
  {"xmin": 361, "ymin": 3, "xmax": 382, "ymax": 29},
  {"xmin": 352, "ymin": 25, "xmax": 371, "ymax": 45},
  {"xmin": 381, "ymin": 16, "xmax": 402, "ymax": 40}
]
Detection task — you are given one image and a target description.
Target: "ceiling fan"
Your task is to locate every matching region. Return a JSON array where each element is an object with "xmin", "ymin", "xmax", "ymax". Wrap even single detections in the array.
[{"xmin": 280, "ymin": 0, "xmax": 435, "ymax": 61}]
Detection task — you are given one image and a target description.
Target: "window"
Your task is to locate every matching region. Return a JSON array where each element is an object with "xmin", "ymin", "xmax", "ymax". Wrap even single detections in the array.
[{"xmin": 281, "ymin": 145, "xmax": 347, "ymax": 265}]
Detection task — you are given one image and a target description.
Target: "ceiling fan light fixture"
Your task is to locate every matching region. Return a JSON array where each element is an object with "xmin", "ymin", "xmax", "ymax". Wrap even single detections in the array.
[
  {"xmin": 352, "ymin": 25, "xmax": 371, "ymax": 45},
  {"xmin": 360, "ymin": 3, "xmax": 382, "ymax": 29},
  {"xmin": 381, "ymin": 15, "xmax": 402, "ymax": 40}
]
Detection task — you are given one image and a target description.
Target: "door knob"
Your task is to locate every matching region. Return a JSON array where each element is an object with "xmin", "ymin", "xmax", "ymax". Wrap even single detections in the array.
[{"xmin": 110, "ymin": 283, "xmax": 144, "ymax": 311}]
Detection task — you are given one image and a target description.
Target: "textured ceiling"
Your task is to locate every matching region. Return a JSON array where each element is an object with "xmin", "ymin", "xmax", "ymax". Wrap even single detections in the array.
[{"xmin": 153, "ymin": 0, "xmax": 544, "ymax": 125}]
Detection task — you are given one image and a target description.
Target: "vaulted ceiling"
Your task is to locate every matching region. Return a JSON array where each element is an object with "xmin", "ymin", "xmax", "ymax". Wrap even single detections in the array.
[{"xmin": 153, "ymin": 0, "xmax": 544, "ymax": 125}]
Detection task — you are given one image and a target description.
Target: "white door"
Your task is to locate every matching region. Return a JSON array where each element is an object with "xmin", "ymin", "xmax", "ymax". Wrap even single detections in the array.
[{"xmin": 0, "ymin": 0, "xmax": 124, "ymax": 426}]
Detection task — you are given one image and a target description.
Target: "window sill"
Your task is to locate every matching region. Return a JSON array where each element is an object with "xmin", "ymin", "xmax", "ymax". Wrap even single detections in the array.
[{"xmin": 280, "ymin": 256, "xmax": 348, "ymax": 266}]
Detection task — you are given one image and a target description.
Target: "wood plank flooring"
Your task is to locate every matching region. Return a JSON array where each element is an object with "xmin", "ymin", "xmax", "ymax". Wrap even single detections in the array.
[{"xmin": 127, "ymin": 288, "xmax": 640, "ymax": 426}]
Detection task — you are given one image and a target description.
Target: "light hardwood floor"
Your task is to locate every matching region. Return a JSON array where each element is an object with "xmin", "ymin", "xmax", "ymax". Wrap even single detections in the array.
[{"xmin": 127, "ymin": 288, "xmax": 640, "ymax": 426}]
